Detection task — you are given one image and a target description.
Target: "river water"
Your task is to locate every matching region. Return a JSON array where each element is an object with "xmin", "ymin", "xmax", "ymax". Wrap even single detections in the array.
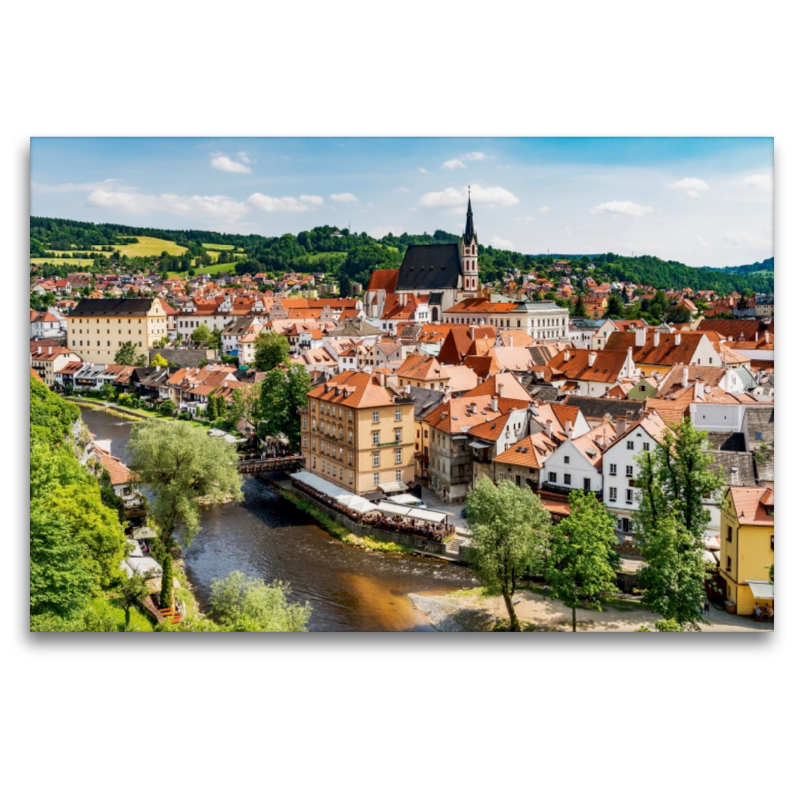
[{"xmin": 80, "ymin": 407, "xmax": 476, "ymax": 631}]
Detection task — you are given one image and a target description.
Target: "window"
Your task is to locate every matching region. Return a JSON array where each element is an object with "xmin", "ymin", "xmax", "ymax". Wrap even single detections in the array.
[
  {"xmin": 626, "ymin": 441, "xmax": 634, "ymax": 450},
  {"xmin": 302, "ymin": 417, "xmax": 307, "ymax": 429},
  {"xmin": 373, "ymin": 472, "xmax": 380, "ymax": 486},
  {"xmin": 373, "ymin": 452, "xmax": 380, "ymax": 467},
  {"xmin": 372, "ymin": 431, "xmax": 380, "ymax": 446},
  {"xmin": 349, "ymin": 471, "xmax": 353, "ymax": 485},
  {"xmin": 609, "ymin": 487, "xmax": 617, "ymax": 501},
  {"xmin": 548, "ymin": 472, "xmax": 556, "ymax": 483},
  {"xmin": 394, "ymin": 428, "xmax": 402, "ymax": 442},
  {"xmin": 339, "ymin": 467, "xmax": 343, "ymax": 479},
  {"xmin": 625, "ymin": 465, "xmax": 634, "ymax": 477},
  {"xmin": 609, "ymin": 464, "xmax": 617, "ymax": 476},
  {"xmin": 348, "ymin": 452, "xmax": 353, "ymax": 465},
  {"xmin": 373, "ymin": 411, "xmax": 380, "ymax": 424},
  {"xmin": 642, "ymin": 442, "xmax": 650, "ymax": 451},
  {"xmin": 395, "ymin": 449, "xmax": 402, "ymax": 464},
  {"xmin": 771, "ymin": 535, "xmax": 774, "ymax": 551},
  {"xmin": 395, "ymin": 408, "xmax": 402, "ymax": 421},
  {"xmin": 583, "ymin": 478, "xmax": 591, "ymax": 491},
  {"xmin": 626, "ymin": 489, "xmax": 634, "ymax": 504},
  {"xmin": 564, "ymin": 456, "xmax": 570, "ymax": 464},
  {"xmin": 564, "ymin": 473, "xmax": 572, "ymax": 485},
  {"xmin": 726, "ymin": 556, "xmax": 732, "ymax": 571},
  {"xmin": 348, "ymin": 429, "xmax": 353, "ymax": 443},
  {"xmin": 727, "ymin": 525, "xmax": 733, "ymax": 542},
  {"xmin": 396, "ymin": 470, "xmax": 402, "ymax": 482},
  {"xmin": 312, "ymin": 456, "xmax": 316, "ymax": 468},
  {"xmin": 302, "ymin": 436, "xmax": 307, "ymax": 448}
]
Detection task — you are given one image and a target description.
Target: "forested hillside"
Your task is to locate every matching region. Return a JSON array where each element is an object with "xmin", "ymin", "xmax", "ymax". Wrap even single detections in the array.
[{"xmin": 30, "ymin": 216, "xmax": 773, "ymax": 294}]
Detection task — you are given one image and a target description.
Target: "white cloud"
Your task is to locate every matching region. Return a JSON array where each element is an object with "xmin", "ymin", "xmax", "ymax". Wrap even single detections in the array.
[
  {"xmin": 87, "ymin": 189, "xmax": 250, "ymax": 224},
  {"xmin": 394, "ymin": 186, "xmax": 410, "ymax": 192},
  {"xmin": 299, "ymin": 195, "xmax": 324, "ymax": 205},
  {"xmin": 722, "ymin": 231, "xmax": 772, "ymax": 248},
  {"xmin": 589, "ymin": 200, "xmax": 654, "ymax": 217},
  {"xmin": 209, "ymin": 152, "xmax": 252, "ymax": 173},
  {"xmin": 418, "ymin": 183, "xmax": 520, "ymax": 209},
  {"xmin": 34, "ymin": 178, "xmax": 129, "ymax": 194},
  {"xmin": 515, "ymin": 215, "xmax": 536, "ymax": 223},
  {"xmin": 236, "ymin": 151, "xmax": 256, "ymax": 164},
  {"xmin": 248, "ymin": 193, "xmax": 319, "ymax": 212},
  {"xmin": 742, "ymin": 174, "xmax": 772, "ymax": 190},
  {"xmin": 443, "ymin": 158, "xmax": 467, "ymax": 170},
  {"xmin": 667, "ymin": 177, "xmax": 710, "ymax": 196},
  {"xmin": 463, "ymin": 152, "xmax": 488, "ymax": 161},
  {"xmin": 489, "ymin": 235, "xmax": 514, "ymax": 250},
  {"xmin": 415, "ymin": 167, "xmax": 429, "ymax": 173},
  {"xmin": 538, "ymin": 206, "xmax": 551, "ymax": 213},
  {"xmin": 329, "ymin": 192, "xmax": 358, "ymax": 203}
]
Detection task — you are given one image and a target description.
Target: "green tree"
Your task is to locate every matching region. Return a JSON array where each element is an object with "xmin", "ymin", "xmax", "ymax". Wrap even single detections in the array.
[
  {"xmin": 253, "ymin": 330, "xmax": 290, "ymax": 371},
  {"xmin": 605, "ymin": 294, "xmax": 625, "ymax": 318},
  {"xmin": 208, "ymin": 571, "xmax": 311, "ymax": 632},
  {"xmin": 634, "ymin": 418, "xmax": 724, "ymax": 630},
  {"xmin": 338, "ymin": 272, "xmax": 352, "ymax": 298},
  {"xmin": 126, "ymin": 420, "xmax": 243, "ymax": 548},
  {"xmin": 114, "ymin": 341, "xmax": 140, "ymax": 366},
  {"xmin": 545, "ymin": 491, "xmax": 620, "ymax": 632},
  {"xmin": 206, "ymin": 392, "xmax": 218, "ymax": 421},
  {"xmin": 259, "ymin": 369, "xmax": 289, "ymax": 440},
  {"xmin": 151, "ymin": 352, "xmax": 168, "ymax": 367},
  {"xmin": 159, "ymin": 553, "xmax": 173, "ymax": 609},
  {"xmin": 465, "ymin": 477, "xmax": 552, "ymax": 631},
  {"xmin": 120, "ymin": 571, "xmax": 152, "ymax": 630},
  {"xmin": 285, "ymin": 365, "xmax": 312, "ymax": 451},
  {"xmin": 191, "ymin": 323, "xmax": 214, "ymax": 348},
  {"xmin": 159, "ymin": 399, "xmax": 176, "ymax": 417},
  {"xmin": 226, "ymin": 385, "xmax": 261, "ymax": 431},
  {"xmin": 572, "ymin": 294, "xmax": 587, "ymax": 317},
  {"xmin": 30, "ymin": 504, "xmax": 94, "ymax": 620},
  {"xmin": 664, "ymin": 304, "xmax": 692, "ymax": 324}
]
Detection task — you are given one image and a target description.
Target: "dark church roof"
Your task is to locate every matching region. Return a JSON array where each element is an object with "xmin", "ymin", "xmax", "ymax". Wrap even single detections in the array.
[
  {"xmin": 396, "ymin": 244, "xmax": 462, "ymax": 291},
  {"xmin": 464, "ymin": 196, "xmax": 476, "ymax": 243}
]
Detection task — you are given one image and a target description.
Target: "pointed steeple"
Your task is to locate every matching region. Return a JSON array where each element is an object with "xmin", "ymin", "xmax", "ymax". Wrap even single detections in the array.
[{"xmin": 464, "ymin": 188, "xmax": 475, "ymax": 243}]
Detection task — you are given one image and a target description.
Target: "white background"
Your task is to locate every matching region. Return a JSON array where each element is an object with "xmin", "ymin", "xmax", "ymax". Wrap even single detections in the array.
[{"xmin": 3, "ymin": 2, "xmax": 794, "ymax": 798}]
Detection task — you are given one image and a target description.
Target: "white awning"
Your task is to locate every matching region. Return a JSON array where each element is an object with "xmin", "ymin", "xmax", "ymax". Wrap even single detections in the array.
[
  {"xmin": 374, "ymin": 501, "xmax": 447, "ymax": 525},
  {"xmin": 379, "ymin": 481, "xmax": 408, "ymax": 493},
  {"xmin": 746, "ymin": 580, "xmax": 774, "ymax": 600},
  {"xmin": 292, "ymin": 471, "xmax": 379, "ymax": 514},
  {"xmin": 469, "ymin": 441, "xmax": 491, "ymax": 449}
]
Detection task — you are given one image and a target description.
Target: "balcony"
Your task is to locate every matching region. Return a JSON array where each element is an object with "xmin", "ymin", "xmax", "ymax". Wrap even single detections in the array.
[{"xmin": 541, "ymin": 482, "xmax": 602, "ymax": 501}]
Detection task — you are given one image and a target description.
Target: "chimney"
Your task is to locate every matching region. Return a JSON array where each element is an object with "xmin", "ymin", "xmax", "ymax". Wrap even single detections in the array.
[
  {"xmin": 588, "ymin": 351, "xmax": 597, "ymax": 367},
  {"xmin": 674, "ymin": 333, "xmax": 681, "ymax": 345},
  {"xmin": 755, "ymin": 331, "xmax": 759, "ymax": 342},
  {"xmin": 653, "ymin": 330, "xmax": 660, "ymax": 347},
  {"xmin": 615, "ymin": 416, "xmax": 627, "ymax": 438},
  {"xmin": 509, "ymin": 336, "xmax": 513, "ymax": 347},
  {"xmin": 564, "ymin": 350, "xmax": 570, "ymax": 362},
  {"xmin": 566, "ymin": 419, "xmax": 573, "ymax": 439},
  {"xmin": 765, "ymin": 331, "xmax": 770, "ymax": 344},
  {"xmin": 695, "ymin": 381, "xmax": 705, "ymax": 401},
  {"xmin": 377, "ymin": 372, "xmax": 385, "ymax": 386},
  {"xmin": 471, "ymin": 402, "xmax": 478, "ymax": 415},
  {"xmin": 37, "ymin": 346, "xmax": 41, "ymax": 354},
  {"xmin": 682, "ymin": 366, "xmax": 689, "ymax": 388},
  {"xmin": 635, "ymin": 327, "xmax": 646, "ymax": 347},
  {"xmin": 545, "ymin": 419, "xmax": 553, "ymax": 438},
  {"xmin": 469, "ymin": 325, "xmax": 477, "ymax": 340},
  {"xmin": 497, "ymin": 380, "xmax": 504, "ymax": 397},
  {"xmin": 491, "ymin": 397, "xmax": 498, "ymax": 412}
]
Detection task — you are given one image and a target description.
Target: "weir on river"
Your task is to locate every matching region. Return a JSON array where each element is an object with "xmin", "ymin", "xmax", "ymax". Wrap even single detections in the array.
[{"xmin": 80, "ymin": 407, "xmax": 476, "ymax": 631}]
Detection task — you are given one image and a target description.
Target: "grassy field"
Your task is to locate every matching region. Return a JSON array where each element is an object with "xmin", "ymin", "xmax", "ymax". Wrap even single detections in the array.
[
  {"xmin": 30, "ymin": 256, "xmax": 103, "ymax": 266},
  {"xmin": 115, "ymin": 236, "xmax": 187, "ymax": 258},
  {"xmin": 167, "ymin": 261, "xmax": 240, "ymax": 279}
]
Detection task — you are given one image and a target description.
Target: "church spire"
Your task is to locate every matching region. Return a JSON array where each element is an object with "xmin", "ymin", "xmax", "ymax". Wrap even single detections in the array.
[{"xmin": 464, "ymin": 187, "xmax": 475, "ymax": 243}]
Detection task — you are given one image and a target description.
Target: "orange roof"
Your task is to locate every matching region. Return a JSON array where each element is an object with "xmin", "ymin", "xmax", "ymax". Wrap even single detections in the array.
[
  {"xmin": 424, "ymin": 396, "xmax": 528, "ymax": 435},
  {"xmin": 366, "ymin": 269, "xmax": 399, "ymax": 293},
  {"xmin": 547, "ymin": 348, "xmax": 630, "ymax": 383},
  {"xmin": 94, "ymin": 445, "xmax": 133, "ymax": 486},
  {"xmin": 728, "ymin": 486, "xmax": 775, "ymax": 527},
  {"xmin": 306, "ymin": 370, "xmax": 400, "ymax": 409},
  {"xmin": 493, "ymin": 431, "xmax": 560, "ymax": 469},
  {"xmin": 442, "ymin": 365, "xmax": 479, "ymax": 393},
  {"xmin": 604, "ymin": 331, "xmax": 712, "ymax": 366},
  {"xmin": 644, "ymin": 398, "xmax": 691, "ymax": 424},
  {"xmin": 397, "ymin": 354, "xmax": 448, "ymax": 382},
  {"xmin": 461, "ymin": 372, "xmax": 531, "ymax": 402}
]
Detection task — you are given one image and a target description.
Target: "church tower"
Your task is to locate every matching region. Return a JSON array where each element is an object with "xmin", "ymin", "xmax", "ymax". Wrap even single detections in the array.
[{"xmin": 460, "ymin": 189, "xmax": 479, "ymax": 295}]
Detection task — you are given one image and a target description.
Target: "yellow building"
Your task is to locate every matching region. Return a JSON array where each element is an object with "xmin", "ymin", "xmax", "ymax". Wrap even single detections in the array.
[
  {"xmin": 719, "ymin": 486, "xmax": 774, "ymax": 615},
  {"xmin": 300, "ymin": 371, "xmax": 416, "ymax": 496},
  {"xmin": 30, "ymin": 345, "xmax": 81, "ymax": 387},
  {"xmin": 67, "ymin": 298, "xmax": 168, "ymax": 365}
]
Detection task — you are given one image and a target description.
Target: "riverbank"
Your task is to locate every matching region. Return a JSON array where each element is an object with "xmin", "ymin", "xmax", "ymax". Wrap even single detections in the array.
[
  {"xmin": 411, "ymin": 587, "xmax": 774, "ymax": 632},
  {"xmin": 65, "ymin": 397, "xmax": 213, "ymax": 429}
]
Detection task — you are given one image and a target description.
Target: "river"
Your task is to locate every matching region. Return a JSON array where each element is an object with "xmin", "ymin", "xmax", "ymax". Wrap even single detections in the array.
[{"xmin": 80, "ymin": 407, "xmax": 476, "ymax": 631}]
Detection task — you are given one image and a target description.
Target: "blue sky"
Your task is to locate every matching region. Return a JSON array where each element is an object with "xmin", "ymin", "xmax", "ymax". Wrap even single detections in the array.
[{"xmin": 31, "ymin": 137, "xmax": 773, "ymax": 267}]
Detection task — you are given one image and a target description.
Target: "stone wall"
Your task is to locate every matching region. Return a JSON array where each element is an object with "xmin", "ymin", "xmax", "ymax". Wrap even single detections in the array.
[{"xmin": 149, "ymin": 348, "xmax": 218, "ymax": 367}]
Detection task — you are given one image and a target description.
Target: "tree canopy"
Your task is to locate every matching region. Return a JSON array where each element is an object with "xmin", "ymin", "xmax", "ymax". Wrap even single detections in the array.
[
  {"xmin": 465, "ymin": 477, "xmax": 551, "ymax": 631},
  {"xmin": 253, "ymin": 330, "xmax": 290, "ymax": 371},
  {"xmin": 125, "ymin": 420, "xmax": 243, "ymax": 547}
]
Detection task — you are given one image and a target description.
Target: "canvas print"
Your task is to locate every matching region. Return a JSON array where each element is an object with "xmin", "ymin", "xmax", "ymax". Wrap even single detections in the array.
[{"xmin": 29, "ymin": 137, "xmax": 774, "ymax": 632}]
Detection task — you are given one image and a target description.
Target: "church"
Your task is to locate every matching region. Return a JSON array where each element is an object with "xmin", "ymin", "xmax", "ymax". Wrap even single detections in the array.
[{"xmin": 364, "ymin": 196, "xmax": 480, "ymax": 324}]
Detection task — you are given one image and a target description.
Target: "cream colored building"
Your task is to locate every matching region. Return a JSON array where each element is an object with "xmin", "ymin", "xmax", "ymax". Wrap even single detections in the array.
[
  {"xmin": 300, "ymin": 371, "xmax": 416, "ymax": 496},
  {"xmin": 67, "ymin": 298, "xmax": 168, "ymax": 365}
]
